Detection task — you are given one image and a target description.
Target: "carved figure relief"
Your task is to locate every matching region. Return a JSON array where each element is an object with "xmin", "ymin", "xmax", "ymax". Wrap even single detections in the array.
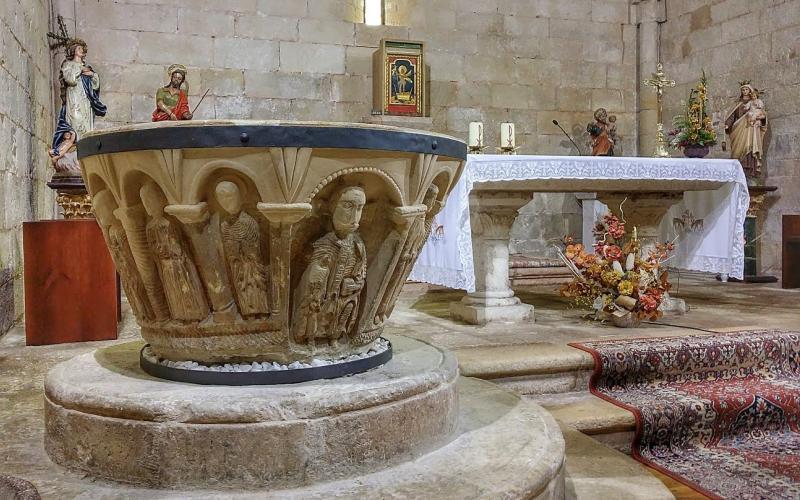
[
  {"xmin": 377, "ymin": 184, "xmax": 442, "ymax": 322},
  {"xmin": 93, "ymin": 190, "xmax": 155, "ymax": 322},
  {"xmin": 293, "ymin": 186, "xmax": 367, "ymax": 347},
  {"xmin": 141, "ymin": 181, "xmax": 208, "ymax": 321},
  {"xmin": 216, "ymin": 181, "xmax": 271, "ymax": 318}
]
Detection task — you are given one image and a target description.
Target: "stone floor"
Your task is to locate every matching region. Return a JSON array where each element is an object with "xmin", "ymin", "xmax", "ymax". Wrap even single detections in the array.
[{"xmin": 0, "ymin": 273, "xmax": 797, "ymax": 499}]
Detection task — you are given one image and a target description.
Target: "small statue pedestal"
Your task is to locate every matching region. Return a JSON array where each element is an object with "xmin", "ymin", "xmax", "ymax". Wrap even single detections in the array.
[
  {"xmin": 739, "ymin": 185, "xmax": 778, "ymax": 283},
  {"xmin": 23, "ymin": 219, "xmax": 118, "ymax": 345},
  {"xmin": 47, "ymin": 172, "xmax": 93, "ymax": 219}
]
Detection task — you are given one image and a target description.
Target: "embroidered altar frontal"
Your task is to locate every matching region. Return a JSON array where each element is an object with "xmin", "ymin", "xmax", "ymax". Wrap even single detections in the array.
[{"xmin": 571, "ymin": 330, "xmax": 800, "ymax": 500}]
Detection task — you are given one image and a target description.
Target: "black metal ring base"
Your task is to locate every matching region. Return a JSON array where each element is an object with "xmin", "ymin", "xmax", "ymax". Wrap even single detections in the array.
[{"xmin": 139, "ymin": 340, "xmax": 393, "ymax": 386}]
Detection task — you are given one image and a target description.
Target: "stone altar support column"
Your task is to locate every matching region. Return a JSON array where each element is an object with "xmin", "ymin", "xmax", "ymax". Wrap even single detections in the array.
[
  {"xmin": 575, "ymin": 192, "xmax": 600, "ymax": 252},
  {"xmin": 597, "ymin": 191, "xmax": 687, "ymax": 313},
  {"xmin": 450, "ymin": 190, "xmax": 534, "ymax": 325}
]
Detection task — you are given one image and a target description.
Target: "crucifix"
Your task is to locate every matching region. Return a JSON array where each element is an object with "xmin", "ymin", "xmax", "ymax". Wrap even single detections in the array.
[{"xmin": 643, "ymin": 63, "xmax": 676, "ymax": 158}]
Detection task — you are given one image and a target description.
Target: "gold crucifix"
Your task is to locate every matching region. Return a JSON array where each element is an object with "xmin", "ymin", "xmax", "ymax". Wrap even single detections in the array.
[{"xmin": 643, "ymin": 63, "xmax": 676, "ymax": 158}]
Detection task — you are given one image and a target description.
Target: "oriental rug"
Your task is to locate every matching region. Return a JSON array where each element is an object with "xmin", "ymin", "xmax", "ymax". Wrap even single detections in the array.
[{"xmin": 570, "ymin": 330, "xmax": 800, "ymax": 499}]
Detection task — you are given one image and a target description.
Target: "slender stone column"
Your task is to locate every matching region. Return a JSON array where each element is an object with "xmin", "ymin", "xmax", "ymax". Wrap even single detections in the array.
[{"xmin": 450, "ymin": 190, "xmax": 534, "ymax": 325}]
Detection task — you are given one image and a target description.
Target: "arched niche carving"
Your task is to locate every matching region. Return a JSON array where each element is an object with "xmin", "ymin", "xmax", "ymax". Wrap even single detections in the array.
[{"xmin": 188, "ymin": 159, "xmax": 264, "ymax": 206}]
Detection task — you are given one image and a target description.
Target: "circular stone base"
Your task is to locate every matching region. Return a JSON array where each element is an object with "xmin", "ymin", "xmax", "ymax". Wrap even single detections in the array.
[{"xmin": 44, "ymin": 335, "xmax": 458, "ymax": 489}]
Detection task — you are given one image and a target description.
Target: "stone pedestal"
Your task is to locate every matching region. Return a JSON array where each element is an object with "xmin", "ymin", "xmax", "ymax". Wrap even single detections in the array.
[
  {"xmin": 450, "ymin": 190, "xmax": 534, "ymax": 325},
  {"xmin": 44, "ymin": 335, "xmax": 566, "ymax": 498}
]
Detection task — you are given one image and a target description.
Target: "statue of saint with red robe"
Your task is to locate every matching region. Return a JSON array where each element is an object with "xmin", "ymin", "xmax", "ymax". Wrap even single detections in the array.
[{"xmin": 152, "ymin": 64, "xmax": 193, "ymax": 122}]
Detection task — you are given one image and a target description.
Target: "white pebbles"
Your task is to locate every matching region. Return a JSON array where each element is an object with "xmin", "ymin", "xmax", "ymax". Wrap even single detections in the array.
[{"xmin": 144, "ymin": 338, "xmax": 391, "ymax": 373}]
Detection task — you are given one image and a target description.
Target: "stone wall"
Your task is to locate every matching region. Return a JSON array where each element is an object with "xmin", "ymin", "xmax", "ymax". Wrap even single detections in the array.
[
  {"xmin": 0, "ymin": 0, "xmax": 55, "ymax": 334},
  {"xmin": 54, "ymin": 0, "xmax": 639, "ymax": 258},
  {"xmin": 661, "ymin": 0, "xmax": 800, "ymax": 277}
]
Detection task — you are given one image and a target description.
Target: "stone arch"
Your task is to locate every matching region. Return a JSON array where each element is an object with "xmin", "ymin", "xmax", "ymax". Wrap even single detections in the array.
[
  {"xmin": 188, "ymin": 160, "xmax": 263, "ymax": 205},
  {"xmin": 305, "ymin": 166, "xmax": 404, "ymax": 207},
  {"xmin": 119, "ymin": 169, "xmax": 167, "ymax": 208}
]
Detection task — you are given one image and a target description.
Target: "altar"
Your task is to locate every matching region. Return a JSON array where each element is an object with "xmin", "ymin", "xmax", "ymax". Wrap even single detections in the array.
[{"xmin": 409, "ymin": 155, "xmax": 748, "ymax": 324}]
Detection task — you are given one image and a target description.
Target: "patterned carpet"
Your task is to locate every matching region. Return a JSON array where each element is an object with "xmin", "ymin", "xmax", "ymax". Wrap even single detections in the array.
[{"xmin": 570, "ymin": 330, "xmax": 800, "ymax": 499}]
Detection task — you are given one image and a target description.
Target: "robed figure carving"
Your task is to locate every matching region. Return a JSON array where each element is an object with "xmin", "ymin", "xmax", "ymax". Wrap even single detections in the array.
[
  {"xmin": 152, "ymin": 64, "xmax": 193, "ymax": 122},
  {"xmin": 49, "ymin": 38, "xmax": 107, "ymax": 171},
  {"xmin": 141, "ymin": 182, "xmax": 208, "ymax": 321},
  {"xmin": 293, "ymin": 186, "xmax": 367, "ymax": 347},
  {"xmin": 93, "ymin": 191, "xmax": 155, "ymax": 322},
  {"xmin": 725, "ymin": 82, "xmax": 767, "ymax": 179},
  {"xmin": 377, "ymin": 184, "xmax": 442, "ymax": 322},
  {"xmin": 215, "ymin": 181, "xmax": 271, "ymax": 318}
]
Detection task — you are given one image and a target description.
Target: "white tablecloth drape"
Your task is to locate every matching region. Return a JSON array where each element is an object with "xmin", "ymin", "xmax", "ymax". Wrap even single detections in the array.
[{"xmin": 409, "ymin": 155, "xmax": 748, "ymax": 291}]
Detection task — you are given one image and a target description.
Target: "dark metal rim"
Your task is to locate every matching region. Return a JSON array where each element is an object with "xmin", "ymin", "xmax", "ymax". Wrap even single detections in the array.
[
  {"xmin": 139, "ymin": 340, "xmax": 393, "ymax": 386},
  {"xmin": 78, "ymin": 124, "xmax": 466, "ymax": 161}
]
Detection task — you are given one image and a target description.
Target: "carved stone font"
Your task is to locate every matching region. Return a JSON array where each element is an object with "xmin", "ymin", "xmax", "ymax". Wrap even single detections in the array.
[{"xmin": 77, "ymin": 122, "xmax": 465, "ymax": 363}]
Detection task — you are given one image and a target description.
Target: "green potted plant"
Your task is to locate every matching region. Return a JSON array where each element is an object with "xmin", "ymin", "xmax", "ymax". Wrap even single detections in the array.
[{"xmin": 668, "ymin": 71, "xmax": 717, "ymax": 158}]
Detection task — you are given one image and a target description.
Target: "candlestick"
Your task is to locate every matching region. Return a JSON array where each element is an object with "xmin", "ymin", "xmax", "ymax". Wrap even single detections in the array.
[
  {"xmin": 500, "ymin": 122, "xmax": 515, "ymax": 148},
  {"xmin": 467, "ymin": 122, "xmax": 487, "ymax": 154},
  {"xmin": 468, "ymin": 122, "xmax": 483, "ymax": 148},
  {"xmin": 497, "ymin": 122, "xmax": 519, "ymax": 154}
]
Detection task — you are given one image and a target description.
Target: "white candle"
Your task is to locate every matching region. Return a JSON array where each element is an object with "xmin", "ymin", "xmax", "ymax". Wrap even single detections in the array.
[
  {"xmin": 501, "ymin": 122, "xmax": 515, "ymax": 148},
  {"xmin": 468, "ymin": 122, "xmax": 483, "ymax": 148}
]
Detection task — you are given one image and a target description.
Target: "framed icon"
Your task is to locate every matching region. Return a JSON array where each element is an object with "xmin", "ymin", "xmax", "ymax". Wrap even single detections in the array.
[{"xmin": 372, "ymin": 39, "xmax": 426, "ymax": 116}]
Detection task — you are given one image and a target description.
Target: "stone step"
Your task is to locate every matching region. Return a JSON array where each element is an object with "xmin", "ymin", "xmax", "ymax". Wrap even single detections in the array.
[
  {"xmin": 535, "ymin": 392, "xmax": 637, "ymax": 454},
  {"xmin": 510, "ymin": 266, "xmax": 572, "ymax": 277},
  {"xmin": 560, "ymin": 423, "xmax": 673, "ymax": 500},
  {"xmin": 453, "ymin": 343, "xmax": 594, "ymax": 395}
]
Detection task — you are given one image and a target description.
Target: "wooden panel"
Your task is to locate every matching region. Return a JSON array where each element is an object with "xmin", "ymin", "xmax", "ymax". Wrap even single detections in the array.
[
  {"xmin": 783, "ymin": 215, "xmax": 800, "ymax": 289},
  {"xmin": 23, "ymin": 220, "xmax": 119, "ymax": 345}
]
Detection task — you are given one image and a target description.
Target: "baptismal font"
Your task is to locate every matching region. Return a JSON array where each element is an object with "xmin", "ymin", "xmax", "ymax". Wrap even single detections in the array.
[{"xmin": 42, "ymin": 121, "xmax": 568, "ymax": 497}]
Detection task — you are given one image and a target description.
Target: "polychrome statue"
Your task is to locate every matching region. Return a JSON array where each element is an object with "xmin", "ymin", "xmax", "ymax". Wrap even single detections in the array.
[
  {"xmin": 152, "ymin": 64, "xmax": 193, "ymax": 122},
  {"xmin": 587, "ymin": 107, "xmax": 617, "ymax": 156},
  {"xmin": 725, "ymin": 81, "xmax": 767, "ymax": 179},
  {"xmin": 49, "ymin": 38, "xmax": 107, "ymax": 171}
]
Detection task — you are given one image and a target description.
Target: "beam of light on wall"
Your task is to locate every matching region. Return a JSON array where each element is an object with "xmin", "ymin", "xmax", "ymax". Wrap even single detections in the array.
[{"xmin": 365, "ymin": 0, "xmax": 383, "ymax": 25}]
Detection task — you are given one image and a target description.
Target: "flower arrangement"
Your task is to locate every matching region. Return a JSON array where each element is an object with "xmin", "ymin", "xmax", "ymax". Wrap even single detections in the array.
[
  {"xmin": 668, "ymin": 71, "xmax": 717, "ymax": 152},
  {"xmin": 557, "ymin": 213, "xmax": 673, "ymax": 325}
]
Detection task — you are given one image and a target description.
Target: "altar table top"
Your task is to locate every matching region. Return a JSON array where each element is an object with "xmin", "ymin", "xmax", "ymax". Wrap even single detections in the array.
[{"xmin": 410, "ymin": 155, "xmax": 748, "ymax": 291}]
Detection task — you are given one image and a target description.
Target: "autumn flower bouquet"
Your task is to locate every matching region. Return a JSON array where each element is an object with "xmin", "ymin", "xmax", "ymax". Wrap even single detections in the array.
[
  {"xmin": 557, "ymin": 213, "xmax": 673, "ymax": 326},
  {"xmin": 668, "ymin": 71, "xmax": 717, "ymax": 158}
]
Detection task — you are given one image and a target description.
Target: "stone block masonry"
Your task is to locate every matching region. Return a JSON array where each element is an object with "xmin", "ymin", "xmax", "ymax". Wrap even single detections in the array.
[
  {"xmin": 47, "ymin": 0, "xmax": 643, "ymax": 283},
  {"xmin": 661, "ymin": 0, "xmax": 800, "ymax": 278},
  {"xmin": 0, "ymin": 0, "xmax": 55, "ymax": 335}
]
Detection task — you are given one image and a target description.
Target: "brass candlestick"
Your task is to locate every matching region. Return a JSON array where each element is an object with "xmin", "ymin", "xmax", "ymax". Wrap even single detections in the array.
[
  {"xmin": 644, "ymin": 63, "xmax": 676, "ymax": 158},
  {"xmin": 468, "ymin": 145, "xmax": 488, "ymax": 154},
  {"xmin": 496, "ymin": 145, "xmax": 520, "ymax": 155}
]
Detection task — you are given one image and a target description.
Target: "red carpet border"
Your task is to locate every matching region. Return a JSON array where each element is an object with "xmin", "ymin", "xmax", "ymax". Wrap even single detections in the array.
[{"xmin": 570, "ymin": 330, "xmax": 800, "ymax": 499}]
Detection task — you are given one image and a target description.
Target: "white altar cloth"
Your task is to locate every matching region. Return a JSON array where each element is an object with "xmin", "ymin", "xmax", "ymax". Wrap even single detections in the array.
[{"xmin": 409, "ymin": 155, "xmax": 748, "ymax": 291}]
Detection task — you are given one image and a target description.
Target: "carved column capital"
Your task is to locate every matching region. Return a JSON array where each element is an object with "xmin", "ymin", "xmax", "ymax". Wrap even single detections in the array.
[
  {"xmin": 468, "ymin": 190, "xmax": 532, "ymax": 239},
  {"xmin": 165, "ymin": 202, "xmax": 210, "ymax": 225},
  {"xmin": 257, "ymin": 203, "xmax": 313, "ymax": 224},
  {"xmin": 389, "ymin": 204, "xmax": 426, "ymax": 227}
]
